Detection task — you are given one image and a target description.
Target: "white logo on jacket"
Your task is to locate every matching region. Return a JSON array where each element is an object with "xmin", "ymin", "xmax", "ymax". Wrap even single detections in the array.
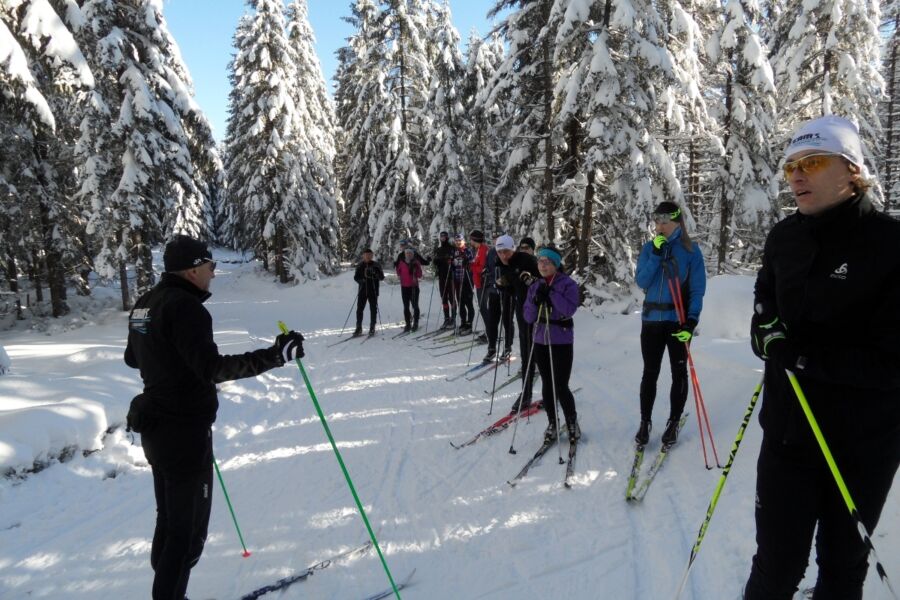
[{"xmin": 830, "ymin": 263, "xmax": 848, "ymax": 280}]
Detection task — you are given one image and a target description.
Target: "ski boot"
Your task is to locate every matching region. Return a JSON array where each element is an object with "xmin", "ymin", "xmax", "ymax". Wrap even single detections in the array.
[
  {"xmin": 499, "ymin": 346, "xmax": 512, "ymax": 361},
  {"xmin": 353, "ymin": 325, "xmax": 363, "ymax": 338},
  {"xmin": 567, "ymin": 421, "xmax": 581, "ymax": 443},
  {"xmin": 458, "ymin": 322, "xmax": 472, "ymax": 335},
  {"xmin": 368, "ymin": 325, "xmax": 376, "ymax": 337},
  {"xmin": 543, "ymin": 422, "xmax": 558, "ymax": 443},
  {"xmin": 482, "ymin": 346, "xmax": 496, "ymax": 363},
  {"xmin": 403, "ymin": 322, "xmax": 411, "ymax": 332},
  {"xmin": 510, "ymin": 393, "xmax": 532, "ymax": 414},
  {"xmin": 634, "ymin": 420, "xmax": 651, "ymax": 446},
  {"xmin": 411, "ymin": 319, "xmax": 419, "ymax": 332},
  {"xmin": 661, "ymin": 418, "xmax": 679, "ymax": 447}
]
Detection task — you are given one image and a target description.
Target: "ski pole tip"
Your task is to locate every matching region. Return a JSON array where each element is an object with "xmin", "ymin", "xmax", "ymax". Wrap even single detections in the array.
[{"xmin": 242, "ymin": 550, "xmax": 252, "ymax": 558}]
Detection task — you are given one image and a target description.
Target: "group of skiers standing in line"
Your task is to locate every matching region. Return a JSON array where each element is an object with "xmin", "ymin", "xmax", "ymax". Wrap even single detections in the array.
[{"xmin": 352, "ymin": 229, "xmax": 583, "ymax": 444}]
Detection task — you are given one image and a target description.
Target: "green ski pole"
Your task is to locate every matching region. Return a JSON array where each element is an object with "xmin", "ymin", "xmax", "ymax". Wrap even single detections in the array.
[
  {"xmin": 213, "ymin": 457, "xmax": 252, "ymax": 557},
  {"xmin": 278, "ymin": 321, "xmax": 401, "ymax": 599},
  {"xmin": 785, "ymin": 369, "xmax": 898, "ymax": 600},
  {"xmin": 673, "ymin": 375, "xmax": 763, "ymax": 599}
]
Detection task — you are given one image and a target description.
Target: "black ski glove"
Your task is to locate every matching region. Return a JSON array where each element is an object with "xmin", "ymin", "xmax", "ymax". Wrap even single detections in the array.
[
  {"xmin": 751, "ymin": 304, "xmax": 787, "ymax": 361},
  {"xmin": 519, "ymin": 271, "xmax": 536, "ymax": 286},
  {"xmin": 534, "ymin": 282, "xmax": 552, "ymax": 307},
  {"xmin": 275, "ymin": 330, "xmax": 305, "ymax": 363}
]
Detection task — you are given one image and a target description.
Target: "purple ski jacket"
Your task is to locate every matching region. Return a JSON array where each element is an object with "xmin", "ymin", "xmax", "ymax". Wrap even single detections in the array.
[{"xmin": 524, "ymin": 271, "xmax": 579, "ymax": 345}]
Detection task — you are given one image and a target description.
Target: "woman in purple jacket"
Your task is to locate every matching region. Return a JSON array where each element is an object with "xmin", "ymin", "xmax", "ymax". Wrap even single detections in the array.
[{"xmin": 524, "ymin": 246, "xmax": 581, "ymax": 443}]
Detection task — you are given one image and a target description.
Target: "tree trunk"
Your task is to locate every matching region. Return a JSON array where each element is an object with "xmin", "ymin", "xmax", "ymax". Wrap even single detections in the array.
[
  {"xmin": 577, "ymin": 170, "xmax": 595, "ymax": 273},
  {"xmin": 6, "ymin": 254, "xmax": 18, "ymax": 293},
  {"xmin": 717, "ymin": 64, "xmax": 734, "ymax": 273},
  {"xmin": 32, "ymin": 251, "xmax": 44, "ymax": 303},
  {"xmin": 133, "ymin": 228, "xmax": 154, "ymax": 296},
  {"xmin": 542, "ymin": 36, "xmax": 555, "ymax": 242},
  {"xmin": 118, "ymin": 229, "xmax": 131, "ymax": 311},
  {"xmin": 886, "ymin": 17, "xmax": 900, "ymax": 209}
]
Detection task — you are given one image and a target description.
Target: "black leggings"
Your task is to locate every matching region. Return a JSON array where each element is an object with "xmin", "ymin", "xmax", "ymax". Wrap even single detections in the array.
[
  {"xmin": 356, "ymin": 292, "xmax": 377, "ymax": 328},
  {"xmin": 483, "ymin": 291, "xmax": 514, "ymax": 349},
  {"xmin": 401, "ymin": 286, "xmax": 420, "ymax": 325},
  {"xmin": 143, "ymin": 426, "xmax": 213, "ymax": 600},
  {"xmin": 533, "ymin": 343, "xmax": 576, "ymax": 426},
  {"xmin": 639, "ymin": 321, "xmax": 687, "ymax": 422},
  {"xmin": 744, "ymin": 439, "xmax": 900, "ymax": 600},
  {"xmin": 516, "ymin": 305, "xmax": 537, "ymax": 402},
  {"xmin": 454, "ymin": 279, "xmax": 474, "ymax": 325}
]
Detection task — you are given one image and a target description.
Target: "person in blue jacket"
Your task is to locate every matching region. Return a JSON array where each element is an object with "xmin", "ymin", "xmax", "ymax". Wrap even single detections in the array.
[{"xmin": 634, "ymin": 201, "xmax": 706, "ymax": 447}]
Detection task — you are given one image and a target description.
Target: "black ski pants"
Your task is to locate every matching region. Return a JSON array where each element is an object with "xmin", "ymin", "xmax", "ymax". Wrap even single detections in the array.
[
  {"xmin": 401, "ymin": 286, "xmax": 420, "ymax": 326},
  {"xmin": 516, "ymin": 303, "xmax": 536, "ymax": 402},
  {"xmin": 533, "ymin": 343, "xmax": 576, "ymax": 427},
  {"xmin": 142, "ymin": 425, "xmax": 213, "ymax": 600},
  {"xmin": 356, "ymin": 290, "xmax": 377, "ymax": 329},
  {"xmin": 482, "ymin": 290, "xmax": 514, "ymax": 350},
  {"xmin": 744, "ymin": 438, "xmax": 899, "ymax": 600},
  {"xmin": 438, "ymin": 267, "xmax": 454, "ymax": 318},
  {"xmin": 453, "ymin": 279, "xmax": 474, "ymax": 326},
  {"xmin": 639, "ymin": 320, "xmax": 687, "ymax": 423}
]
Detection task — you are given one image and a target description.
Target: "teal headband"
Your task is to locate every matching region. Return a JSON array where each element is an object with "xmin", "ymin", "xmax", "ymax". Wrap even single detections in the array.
[{"xmin": 537, "ymin": 247, "xmax": 561, "ymax": 267}]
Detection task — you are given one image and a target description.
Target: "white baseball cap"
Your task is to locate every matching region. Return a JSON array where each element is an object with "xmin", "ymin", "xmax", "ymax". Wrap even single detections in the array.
[
  {"xmin": 495, "ymin": 235, "xmax": 515, "ymax": 251},
  {"xmin": 784, "ymin": 115, "xmax": 864, "ymax": 167}
]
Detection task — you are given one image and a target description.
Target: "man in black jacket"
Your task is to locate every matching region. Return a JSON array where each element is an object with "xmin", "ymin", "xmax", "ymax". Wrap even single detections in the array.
[
  {"xmin": 432, "ymin": 232, "xmax": 455, "ymax": 329},
  {"xmin": 353, "ymin": 248, "xmax": 385, "ymax": 336},
  {"xmin": 125, "ymin": 235, "xmax": 303, "ymax": 600},
  {"xmin": 744, "ymin": 116, "xmax": 900, "ymax": 599},
  {"xmin": 495, "ymin": 235, "xmax": 540, "ymax": 412}
]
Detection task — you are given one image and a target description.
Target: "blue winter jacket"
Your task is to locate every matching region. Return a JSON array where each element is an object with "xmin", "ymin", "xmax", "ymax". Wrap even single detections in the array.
[{"xmin": 635, "ymin": 226, "xmax": 706, "ymax": 323}]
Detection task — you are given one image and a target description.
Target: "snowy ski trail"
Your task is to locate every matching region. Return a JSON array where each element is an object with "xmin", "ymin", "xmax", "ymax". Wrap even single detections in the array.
[{"xmin": 1, "ymin": 263, "xmax": 897, "ymax": 599}]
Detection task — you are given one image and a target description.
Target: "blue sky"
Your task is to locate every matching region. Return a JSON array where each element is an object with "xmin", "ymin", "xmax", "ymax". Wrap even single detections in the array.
[{"xmin": 161, "ymin": 1, "xmax": 501, "ymax": 142}]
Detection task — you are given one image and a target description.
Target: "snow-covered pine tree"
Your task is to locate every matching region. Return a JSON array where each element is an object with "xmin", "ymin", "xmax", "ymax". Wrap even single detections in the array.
[
  {"xmin": 769, "ymin": 0, "xmax": 884, "ymax": 202},
  {"xmin": 880, "ymin": 0, "xmax": 900, "ymax": 208},
  {"xmin": 548, "ymin": 0, "xmax": 686, "ymax": 287},
  {"xmin": 366, "ymin": 0, "xmax": 432, "ymax": 260},
  {"xmin": 77, "ymin": 0, "xmax": 209, "ymax": 307},
  {"xmin": 485, "ymin": 0, "xmax": 561, "ymax": 243},
  {"xmin": 334, "ymin": 0, "xmax": 387, "ymax": 259},
  {"xmin": 226, "ymin": 0, "xmax": 334, "ymax": 282},
  {"xmin": 708, "ymin": 0, "xmax": 781, "ymax": 271},
  {"xmin": 420, "ymin": 2, "xmax": 475, "ymax": 239},
  {"xmin": 0, "ymin": 0, "xmax": 94, "ymax": 316},
  {"xmin": 464, "ymin": 30, "xmax": 507, "ymax": 235},
  {"xmin": 284, "ymin": 0, "xmax": 341, "ymax": 277}
]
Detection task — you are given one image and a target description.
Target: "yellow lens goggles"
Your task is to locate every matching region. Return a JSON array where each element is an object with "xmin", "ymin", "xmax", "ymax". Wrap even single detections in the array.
[{"xmin": 783, "ymin": 153, "xmax": 839, "ymax": 178}]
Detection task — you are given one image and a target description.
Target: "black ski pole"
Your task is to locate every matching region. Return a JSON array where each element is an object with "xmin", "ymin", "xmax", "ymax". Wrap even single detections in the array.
[
  {"xmin": 509, "ymin": 306, "xmax": 541, "ymax": 455},
  {"xmin": 488, "ymin": 290, "xmax": 505, "ymax": 415},
  {"xmin": 543, "ymin": 298, "xmax": 564, "ymax": 465},
  {"xmin": 339, "ymin": 295, "xmax": 357, "ymax": 337}
]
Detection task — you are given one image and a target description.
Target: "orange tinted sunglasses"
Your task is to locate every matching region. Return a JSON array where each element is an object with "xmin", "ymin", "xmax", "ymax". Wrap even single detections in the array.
[{"xmin": 782, "ymin": 153, "xmax": 840, "ymax": 178}]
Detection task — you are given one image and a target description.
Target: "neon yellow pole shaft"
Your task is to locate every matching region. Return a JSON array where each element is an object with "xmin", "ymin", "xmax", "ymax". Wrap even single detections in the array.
[
  {"xmin": 785, "ymin": 369, "xmax": 897, "ymax": 599},
  {"xmin": 674, "ymin": 376, "xmax": 763, "ymax": 599},
  {"xmin": 278, "ymin": 322, "xmax": 401, "ymax": 599}
]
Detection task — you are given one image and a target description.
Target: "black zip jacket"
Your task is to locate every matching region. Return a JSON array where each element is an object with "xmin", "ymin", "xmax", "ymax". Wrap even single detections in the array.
[
  {"xmin": 432, "ymin": 241, "xmax": 454, "ymax": 273},
  {"xmin": 755, "ymin": 193, "xmax": 900, "ymax": 459},
  {"xmin": 497, "ymin": 252, "xmax": 540, "ymax": 309},
  {"xmin": 354, "ymin": 261, "xmax": 385, "ymax": 297},
  {"xmin": 124, "ymin": 274, "xmax": 284, "ymax": 426}
]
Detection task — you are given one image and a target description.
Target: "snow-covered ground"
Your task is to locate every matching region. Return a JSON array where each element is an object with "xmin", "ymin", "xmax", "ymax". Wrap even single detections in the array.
[{"xmin": 0, "ymin": 254, "xmax": 897, "ymax": 599}]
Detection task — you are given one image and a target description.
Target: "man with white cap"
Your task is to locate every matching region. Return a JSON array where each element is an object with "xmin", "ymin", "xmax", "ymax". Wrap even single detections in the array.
[
  {"xmin": 479, "ymin": 234, "xmax": 517, "ymax": 363},
  {"xmin": 495, "ymin": 234, "xmax": 541, "ymax": 412},
  {"xmin": 743, "ymin": 115, "xmax": 900, "ymax": 599}
]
